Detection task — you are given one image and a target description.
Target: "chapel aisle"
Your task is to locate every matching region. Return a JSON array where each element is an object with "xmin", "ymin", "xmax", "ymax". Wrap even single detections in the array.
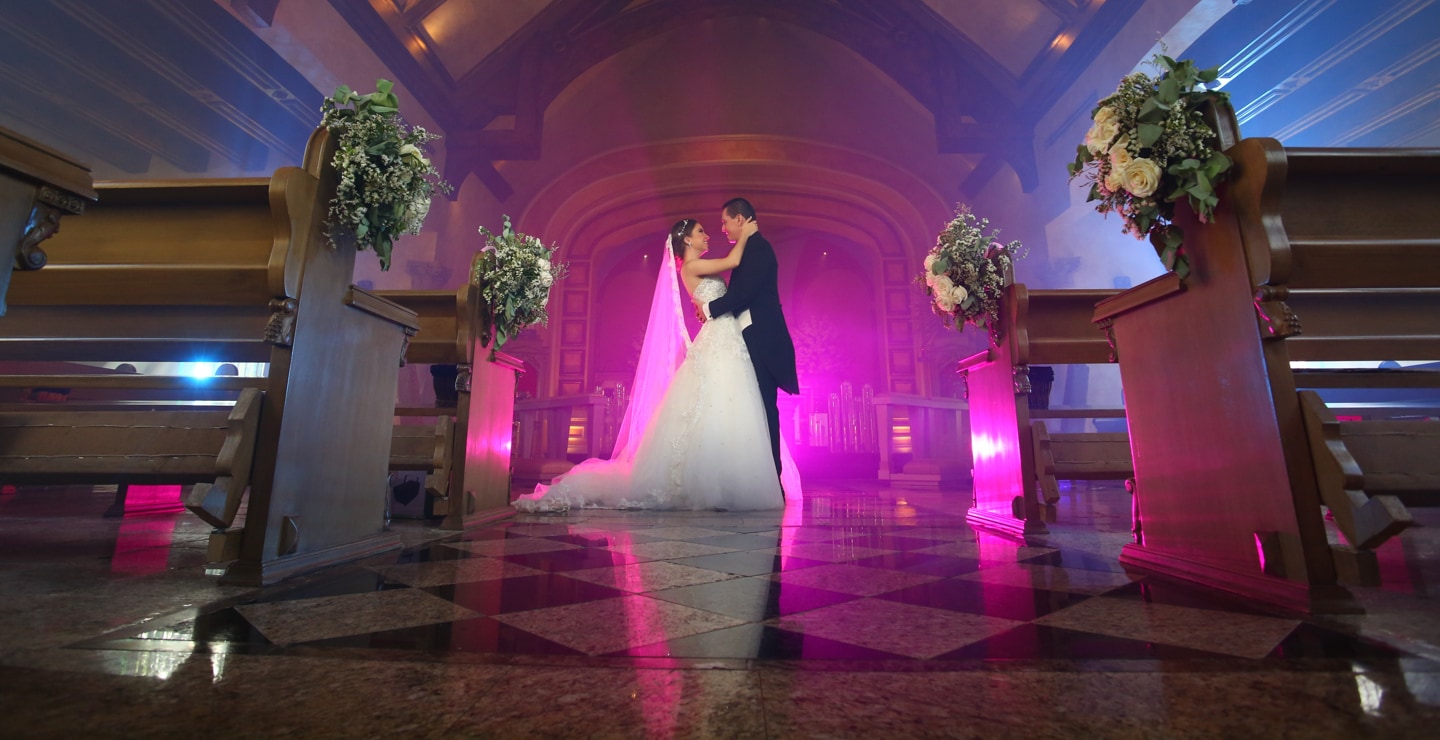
[{"xmin": 1, "ymin": 481, "xmax": 1438, "ymax": 737}]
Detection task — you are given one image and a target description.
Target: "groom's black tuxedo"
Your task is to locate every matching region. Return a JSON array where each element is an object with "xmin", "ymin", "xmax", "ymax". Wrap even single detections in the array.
[{"xmin": 707, "ymin": 231, "xmax": 798, "ymax": 477}]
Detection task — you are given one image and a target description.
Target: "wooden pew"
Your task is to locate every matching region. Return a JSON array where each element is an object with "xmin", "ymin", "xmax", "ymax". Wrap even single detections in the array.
[
  {"xmin": 1299, "ymin": 390, "xmax": 1439, "ymax": 551},
  {"xmin": 956, "ymin": 285, "xmax": 1119, "ymax": 536},
  {"xmin": 1092, "ymin": 135, "xmax": 1440, "ymax": 612},
  {"xmin": 0, "ymin": 127, "xmax": 421, "ymax": 586},
  {"xmin": 388, "ymin": 414, "xmax": 454, "ymax": 504},
  {"xmin": 379, "ymin": 278, "xmax": 523, "ymax": 529},
  {"xmin": 1, "ymin": 126, "xmax": 96, "ymax": 315},
  {"xmin": 0, "ymin": 387, "xmax": 262, "ymax": 524},
  {"xmin": 1031, "ymin": 418, "xmax": 1133, "ymax": 506}
]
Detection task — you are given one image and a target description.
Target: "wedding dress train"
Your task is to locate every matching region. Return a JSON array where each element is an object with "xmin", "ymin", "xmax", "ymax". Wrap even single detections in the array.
[{"xmin": 513, "ymin": 276, "xmax": 792, "ymax": 512}]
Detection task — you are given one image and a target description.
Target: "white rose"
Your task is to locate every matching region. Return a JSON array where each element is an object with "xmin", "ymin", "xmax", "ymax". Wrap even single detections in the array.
[
  {"xmin": 399, "ymin": 143, "xmax": 430, "ymax": 168},
  {"xmin": 1093, "ymin": 105, "xmax": 1119, "ymax": 128},
  {"xmin": 1122, "ymin": 158, "xmax": 1163, "ymax": 198},
  {"xmin": 1085, "ymin": 115, "xmax": 1120, "ymax": 156},
  {"xmin": 948, "ymin": 284, "xmax": 969, "ymax": 305},
  {"xmin": 1103, "ymin": 164, "xmax": 1125, "ymax": 193},
  {"xmin": 537, "ymin": 257, "xmax": 551, "ymax": 273},
  {"xmin": 923, "ymin": 253, "xmax": 937, "ymax": 273},
  {"xmin": 932, "ymin": 273, "xmax": 955, "ymax": 296},
  {"xmin": 540, "ymin": 271, "xmax": 553, "ymax": 287},
  {"xmin": 1108, "ymin": 135, "xmax": 1133, "ymax": 169},
  {"xmin": 936, "ymin": 296, "xmax": 956, "ymax": 313}
]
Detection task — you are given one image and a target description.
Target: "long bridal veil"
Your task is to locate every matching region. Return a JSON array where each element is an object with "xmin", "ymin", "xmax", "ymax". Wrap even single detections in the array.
[{"xmin": 609, "ymin": 238, "xmax": 692, "ymax": 463}]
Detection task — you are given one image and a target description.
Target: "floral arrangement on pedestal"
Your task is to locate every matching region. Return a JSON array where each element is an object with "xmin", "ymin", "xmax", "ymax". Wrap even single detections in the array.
[
  {"xmin": 321, "ymin": 79, "xmax": 450, "ymax": 271},
  {"xmin": 471, "ymin": 216, "xmax": 569, "ymax": 352},
  {"xmin": 1068, "ymin": 55, "xmax": 1233, "ymax": 279},
  {"xmin": 918, "ymin": 204, "xmax": 1024, "ymax": 336}
]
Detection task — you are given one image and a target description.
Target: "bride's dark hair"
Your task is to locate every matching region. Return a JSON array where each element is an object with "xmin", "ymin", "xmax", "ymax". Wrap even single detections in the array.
[{"xmin": 669, "ymin": 218, "xmax": 697, "ymax": 260}]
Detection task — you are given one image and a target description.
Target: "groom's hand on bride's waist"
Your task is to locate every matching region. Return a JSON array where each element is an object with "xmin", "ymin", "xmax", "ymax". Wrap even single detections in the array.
[{"xmin": 691, "ymin": 294, "xmax": 710, "ymax": 323}]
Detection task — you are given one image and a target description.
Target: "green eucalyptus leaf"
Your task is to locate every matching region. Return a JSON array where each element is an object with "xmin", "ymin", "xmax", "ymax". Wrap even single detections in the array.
[
  {"xmin": 1137, "ymin": 98, "xmax": 1169, "ymax": 123},
  {"xmin": 1137, "ymin": 123, "xmax": 1164, "ymax": 147},
  {"xmin": 1158, "ymin": 77, "xmax": 1181, "ymax": 104}
]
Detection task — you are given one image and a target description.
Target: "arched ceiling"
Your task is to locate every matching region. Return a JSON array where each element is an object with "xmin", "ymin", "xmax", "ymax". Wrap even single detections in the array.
[
  {"xmin": 327, "ymin": 0, "xmax": 1144, "ymax": 198},
  {"xmin": 0, "ymin": 0, "xmax": 1433, "ymax": 207}
]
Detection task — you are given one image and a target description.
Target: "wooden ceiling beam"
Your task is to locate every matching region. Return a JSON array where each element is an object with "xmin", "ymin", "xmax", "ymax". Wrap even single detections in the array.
[{"xmin": 324, "ymin": 0, "xmax": 462, "ymax": 131}]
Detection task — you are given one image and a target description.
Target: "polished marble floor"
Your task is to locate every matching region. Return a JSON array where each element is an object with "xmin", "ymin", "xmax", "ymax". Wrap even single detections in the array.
[{"xmin": 2, "ymin": 480, "xmax": 1440, "ymax": 738}]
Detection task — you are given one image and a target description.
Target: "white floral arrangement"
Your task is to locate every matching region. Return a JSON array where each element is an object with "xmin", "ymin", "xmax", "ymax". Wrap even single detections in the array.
[
  {"xmin": 321, "ymin": 79, "xmax": 450, "ymax": 271},
  {"xmin": 1068, "ymin": 55, "xmax": 1233, "ymax": 279},
  {"xmin": 918, "ymin": 204, "xmax": 1024, "ymax": 334},
  {"xmin": 471, "ymin": 216, "xmax": 569, "ymax": 351}
]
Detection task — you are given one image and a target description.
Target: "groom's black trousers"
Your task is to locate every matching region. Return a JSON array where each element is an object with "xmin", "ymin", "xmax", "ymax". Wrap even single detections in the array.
[{"xmin": 750, "ymin": 354, "xmax": 783, "ymax": 480}]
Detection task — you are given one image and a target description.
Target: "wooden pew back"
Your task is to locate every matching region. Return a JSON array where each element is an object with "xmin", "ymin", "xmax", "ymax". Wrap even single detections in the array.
[
  {"xmin": 378, "ymin": 281, "xmax": 518, "ymax": 530},
  {"xmin": 1092, "ymin": 134, "xmax": 1440, "ymax": 610},
  {"xmin": 0, "ymin": 128, "xmax": 421, "ymax": 586}
]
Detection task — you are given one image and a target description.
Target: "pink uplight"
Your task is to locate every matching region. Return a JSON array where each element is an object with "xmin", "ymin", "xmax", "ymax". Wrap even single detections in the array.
[{"xmin": 970, "ymin": 432, "xmax": 1006, "ymax": 463}]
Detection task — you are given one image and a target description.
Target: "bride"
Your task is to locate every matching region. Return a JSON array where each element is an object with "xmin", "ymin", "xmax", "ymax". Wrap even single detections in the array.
[{"xmin": 513, "ymin": 218, "xmax": 797, "ymax": 512}]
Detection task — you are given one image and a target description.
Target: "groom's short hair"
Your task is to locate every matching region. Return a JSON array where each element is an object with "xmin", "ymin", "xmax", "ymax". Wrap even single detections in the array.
[{"xmin": 722, "ymin": 198, "xmax": 755, "ymax": 220}]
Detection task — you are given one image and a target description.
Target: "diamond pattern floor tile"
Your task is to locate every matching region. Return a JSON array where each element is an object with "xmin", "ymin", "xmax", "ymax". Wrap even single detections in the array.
[
  {"xmin": 769, "ymin": 598, "xmax": 1024, "ymax": 659},
  {"xmin": 234, "ymin": 589, "xmax": 481, "ymax": 646},
  {"xmin": 1031, "ymin": 596, "xmax": 1302, "ymax": 659},
  {"xmin": 562, "ymin": 561, "xmax": 741, "ymax": 593},
  {"xmin": 491, "ymin": 595, "xmax": 746, "ymax": 655},
  {"xmin": 646, "ymin": 575, "xmax": 860, "ymax": 621},
  {"xmin": 771, "ymin": 562, "xmax": 942, "ymax": 597}
]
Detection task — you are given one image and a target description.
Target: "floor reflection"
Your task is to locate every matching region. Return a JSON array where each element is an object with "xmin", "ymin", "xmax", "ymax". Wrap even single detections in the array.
[{"xmin": 5, "ymin": 480, "xmax": 1440, "ymax": 735}]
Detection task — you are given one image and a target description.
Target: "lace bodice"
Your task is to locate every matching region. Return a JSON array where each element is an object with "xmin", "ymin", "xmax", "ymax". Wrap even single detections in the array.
[{"xmin": 692, "ymin": 276, "xmax": 727, "ymax": 303}]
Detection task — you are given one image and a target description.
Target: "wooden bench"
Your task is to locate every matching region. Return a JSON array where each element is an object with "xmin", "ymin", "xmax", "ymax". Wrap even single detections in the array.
[
  {"xmin": 1031, "ymin": 419, "xmax": 1133, "ymax": 506},
  {"xmin": 379, "ymin": 276, "xmax": 524, "ymax": 529},
  {"xmin": 956, "ymin": 284, "xmax": 1120, "ymax": 536},
  {"xmin": 0, "ymin": 127, "xmax": 421, "ymax": 586},
  {"xmin": 388, "ymin": 414, "xmax": 454, "ymax": 503},
  {"xmin": 1299, "ymin": 390, "xmax": 1439, "ymax": 551},
  {"xmin": 1, "ymin": 389, "xmax": 264, "ymax": 526},
  {"xmin": 1092, "ymin": 131, "xmax": 1440, "ymax": 611}
]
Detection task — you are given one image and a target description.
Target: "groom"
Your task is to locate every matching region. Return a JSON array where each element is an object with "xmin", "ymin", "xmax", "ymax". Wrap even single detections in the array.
[{"xmin": 700, "ymin": 198, "xmax": 799, "ymax": 485}]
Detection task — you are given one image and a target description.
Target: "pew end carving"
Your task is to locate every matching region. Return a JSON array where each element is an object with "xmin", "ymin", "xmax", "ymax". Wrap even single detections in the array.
[{"xmin": 1, "ymin": 126, "xmax": 97, "ymax": 316}]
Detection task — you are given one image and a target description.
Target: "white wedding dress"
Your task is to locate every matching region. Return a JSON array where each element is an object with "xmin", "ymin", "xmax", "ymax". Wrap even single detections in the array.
[{"xmin": 514, "ymin": 276, "xmax": 788, "ymax": 512}]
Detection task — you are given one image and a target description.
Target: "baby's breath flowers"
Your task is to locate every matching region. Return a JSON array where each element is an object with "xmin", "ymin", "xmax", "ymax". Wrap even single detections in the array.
[
  {"xmin": 918, "ymin": 205, "xmax": 1024, "ymax": 334},
  {"xmin": 472, "ymin": 216, "xmax": 568, "ymax": 351},
  {"xmin": 321, "ymin": 79, "xmax": 450, "ymax": 270}
]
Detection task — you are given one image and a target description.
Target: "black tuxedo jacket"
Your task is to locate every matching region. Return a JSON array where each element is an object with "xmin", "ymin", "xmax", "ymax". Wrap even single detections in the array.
[{"xmin": 707, "ymin": 232, "xmax": 799, "ymax": 395}]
